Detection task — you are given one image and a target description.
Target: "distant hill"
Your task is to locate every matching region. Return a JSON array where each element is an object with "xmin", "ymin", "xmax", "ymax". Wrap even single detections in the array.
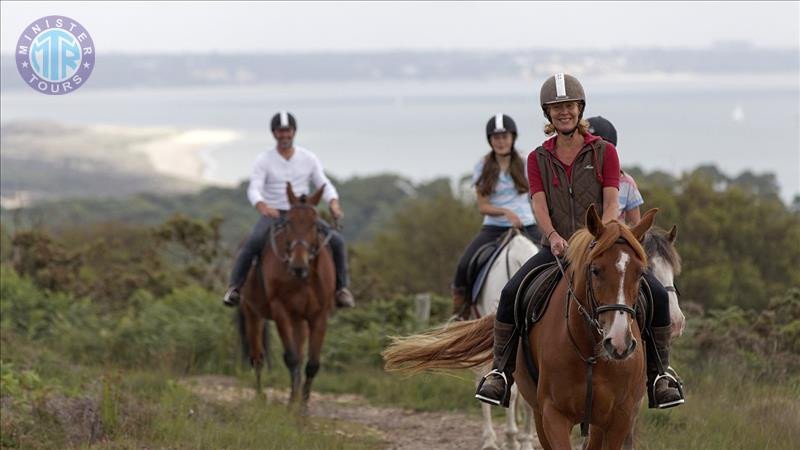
[{"xmin": 2, "ymin": 44, "xmax": 796, "ymax": 90}]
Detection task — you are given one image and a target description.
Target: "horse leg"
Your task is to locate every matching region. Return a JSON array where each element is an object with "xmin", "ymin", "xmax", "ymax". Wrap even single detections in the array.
[
  {"xmin": 583, "ymin": 425, "xmax": 603, "ymax": 450},
  {"xmin": 272, "ymin": 309, "xmax": 299, "ymax": 408},
  {"xmin": 302, "ymin": 316, "xmax": 327, "ymax": 416},
  {"xmin": 541, "ymin": 402, "xmax": 573, "ymax": 450},
  {"xmin": 601, "ymin": 416, "xmax": 636, "ymax": 450},
  {"xmin": 517, "ymin": 400, "xmax": 535, "ymax": 450},
  {"xmin": 243, "ymin": 306, "xmax": 265, "ymax": 394},
  {"xmin": 289, "ymin": 319, "xmax": 307, "ymax": 407},
  {"xmin": 622, "ymin": 414, "xmax": 638, "ymax": 450},
  {"xmin": 532, "ymin": 407, "xmax": 553, "ymax": 450},
  {"xmin": 504, "ymin": 384, "xmax": 520, "ymax": 450}
]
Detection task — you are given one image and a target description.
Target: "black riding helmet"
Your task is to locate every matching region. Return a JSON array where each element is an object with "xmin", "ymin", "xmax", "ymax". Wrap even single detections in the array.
[
  {"xmin": 485, "ymin": 114, "xmax": 518, "ymax": 144},
  {"xmin": 270, "ymin": 111, "xmax": 297, "ymax": 132},
  {"xmin": 587, "ymin": 116, "xmax": 618, "ymax": 146}
]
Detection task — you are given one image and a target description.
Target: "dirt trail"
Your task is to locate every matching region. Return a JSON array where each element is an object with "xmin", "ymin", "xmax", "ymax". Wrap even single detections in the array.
[{"xmin": 181, "ymin": 375, "xmax": 544, "ymax": 450}]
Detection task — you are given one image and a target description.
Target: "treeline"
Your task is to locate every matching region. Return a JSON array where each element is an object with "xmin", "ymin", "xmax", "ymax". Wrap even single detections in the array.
[
  {"xmin": 2, "ymin": 165, "xmax": 798, "ymax": 311},
  {"xmin": 0, "ymin": 173, "xmax": 452, "ymax": 244}
]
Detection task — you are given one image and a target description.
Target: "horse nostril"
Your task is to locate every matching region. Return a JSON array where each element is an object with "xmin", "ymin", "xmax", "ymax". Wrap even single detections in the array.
[
  {"xmin": 602, "ymin": 337, "xmax": 615, "ymax": 355},
  {"xmin": 292, "ymin": 267, "xmax": 308, "ymax": 278}
]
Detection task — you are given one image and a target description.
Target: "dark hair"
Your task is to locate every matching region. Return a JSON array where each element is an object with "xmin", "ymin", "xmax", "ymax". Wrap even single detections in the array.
[{"xmin": 475, "ymin": 148, "xmax": 528, "ymax": 197}]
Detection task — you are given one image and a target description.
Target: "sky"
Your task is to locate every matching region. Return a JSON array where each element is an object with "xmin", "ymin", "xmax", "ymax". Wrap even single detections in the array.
[{"xmin": 1, "ymin": 1, "xmax": 798, "ymax": 54}]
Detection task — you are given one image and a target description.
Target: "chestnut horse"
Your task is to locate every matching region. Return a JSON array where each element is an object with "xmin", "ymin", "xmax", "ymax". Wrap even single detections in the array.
[
  {"xmin": 240, "ymin": 183, "xmax": 336, "ymax": 411},
  {"xmin": 384, "ymin": 206, "xmax": 659, "ymax": 450}
]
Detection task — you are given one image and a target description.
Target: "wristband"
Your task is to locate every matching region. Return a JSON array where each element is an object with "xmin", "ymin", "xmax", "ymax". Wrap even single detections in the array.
[{"xmin": 547, "ymin": 230, "xmax": 558, "ymax": 240}]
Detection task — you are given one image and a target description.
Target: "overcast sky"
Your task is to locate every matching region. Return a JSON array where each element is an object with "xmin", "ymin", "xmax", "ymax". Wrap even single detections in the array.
[{"xmin": 1, "ymin": 1, "xmax": 798, "ymax": 54}]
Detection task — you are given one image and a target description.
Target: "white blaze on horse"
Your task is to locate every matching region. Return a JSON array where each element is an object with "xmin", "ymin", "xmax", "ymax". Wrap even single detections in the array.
[
  {"xmin": 462, "ymin": 229, "xmax": 539, "ymax": 450},
  {"xmin": 643, "ymin": 225, "xmax": 685, "ymax": 338}
]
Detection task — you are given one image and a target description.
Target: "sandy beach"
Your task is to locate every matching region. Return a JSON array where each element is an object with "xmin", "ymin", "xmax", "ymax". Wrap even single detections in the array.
[{"xmin": 88, "ymin": 124, "xmax": 241, "ymax": 183}]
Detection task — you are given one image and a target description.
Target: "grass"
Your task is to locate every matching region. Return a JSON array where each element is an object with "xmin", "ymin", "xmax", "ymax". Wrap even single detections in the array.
[
  {"xmin": 247, "ymin": 364, "xmax": 480, "ymax": 413},
  {"xmin": 0, "ymin": 330, "xmax": 383, "ymax": 449},
  {"xmin": 634, "ymin": 359, "xmax": 800, "ymax": 450}
]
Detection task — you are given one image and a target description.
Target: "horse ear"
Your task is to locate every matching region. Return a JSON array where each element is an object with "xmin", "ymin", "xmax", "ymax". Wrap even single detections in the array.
[
  {"xmin": 308, "ymin": 184, "xmax": 325, "ymax": 206},
  {"xmin": 667, "ymin": 225, "xmax": 678, "ymax": 243},
  {"xmin": 286, "ymin": 182, "xmax": 298, "ymax": 205},
  {"xmin": 630, "ymin": 208, "xmax": 658, "ymax": 241},
  {"xmin": 585, "ymin": 204, "xmax": 604, "ymax": 238}
]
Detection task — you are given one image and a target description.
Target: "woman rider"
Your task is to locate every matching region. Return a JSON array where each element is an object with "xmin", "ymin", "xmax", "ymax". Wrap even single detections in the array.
[
  {"xmin": 475, "ymin": 74, "xmax": 684, "ymax": 410},
  {"xmin": 452, "ymin": 114, "xmax": 542, "ymax": 317}
]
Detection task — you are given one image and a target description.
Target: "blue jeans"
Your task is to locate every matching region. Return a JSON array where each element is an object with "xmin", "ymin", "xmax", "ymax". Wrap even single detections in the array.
[{"xmin": 229, "ymin": 214, "xmax": 348, "ymax": 290}]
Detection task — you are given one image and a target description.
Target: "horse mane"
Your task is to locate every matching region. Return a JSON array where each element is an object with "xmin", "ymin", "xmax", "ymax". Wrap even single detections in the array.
[
  {"xmin": 298, "ymin": 194, "xmax": 308, "ymax": 204},
  {"xmin": 643, "ymin": 228, "xmax": 682, "ymax": 275},
  {"xmin": 566, "ymin": 221, "xmax": 648, "ymax": 287}
]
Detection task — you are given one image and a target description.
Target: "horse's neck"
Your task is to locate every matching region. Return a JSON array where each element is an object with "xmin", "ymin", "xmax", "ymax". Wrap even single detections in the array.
[{"xmin": 476, "ymin": 235, "xmax": 538, "ymax": 315}]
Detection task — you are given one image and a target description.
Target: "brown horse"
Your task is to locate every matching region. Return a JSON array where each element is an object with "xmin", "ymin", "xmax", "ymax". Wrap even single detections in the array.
[
  {"xmin": 240, "ymin": 183, "xmax": 336, "ymax": 411},
  {"xmin": 384, "ymin": 206, "xmax": 659, "ymax": 450}
]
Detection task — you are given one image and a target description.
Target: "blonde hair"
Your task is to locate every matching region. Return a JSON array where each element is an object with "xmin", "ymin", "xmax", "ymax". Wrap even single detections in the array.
[{"xmin": 544, "ymin": 119, "xmax": 591, "ymax": 136}]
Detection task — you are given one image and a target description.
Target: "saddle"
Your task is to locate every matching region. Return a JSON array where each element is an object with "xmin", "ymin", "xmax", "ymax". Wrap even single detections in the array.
[
  {"xmin": 466, "ymin": 231, "xmax": 515, "ymax": 303},
  {"xmin": 511, "ymin": 260, "xmax": 655, "ymax": 384}
]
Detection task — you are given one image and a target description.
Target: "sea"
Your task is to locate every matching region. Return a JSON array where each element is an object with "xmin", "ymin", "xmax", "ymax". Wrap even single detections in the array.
[{"xmin": 1, "ymin": 74, "xmax": 798, "ymax": 202}]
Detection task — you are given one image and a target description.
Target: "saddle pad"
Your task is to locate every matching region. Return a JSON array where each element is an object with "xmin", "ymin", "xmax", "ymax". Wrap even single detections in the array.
[
  {"xmin": 514, "ymin": 262, "xmax": 562, "ymax": 329},
  {"xmin": 466, "ymin": 241, "xmax": 498, "ymax": 291}
]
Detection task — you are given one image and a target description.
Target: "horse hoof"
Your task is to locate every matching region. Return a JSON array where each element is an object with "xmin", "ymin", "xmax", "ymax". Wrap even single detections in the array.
[{"xmin": 481, "ymin": 443, "xmax": 499, "ymax": 450}]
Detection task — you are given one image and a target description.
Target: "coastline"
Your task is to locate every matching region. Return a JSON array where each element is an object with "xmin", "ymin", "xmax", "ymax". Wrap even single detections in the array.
[{"xmin": 88, "ymin": 124, "xmax": 242, "ymax": 183}]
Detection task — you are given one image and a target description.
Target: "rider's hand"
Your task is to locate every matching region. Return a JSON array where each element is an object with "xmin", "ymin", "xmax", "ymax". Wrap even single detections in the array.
[
  {"xmin": 504, "ymin": 211, "xmax": 523, "ymax": 228},
  {"xmin": 256, "ymin": 202, "xmax": 281, "ymax": 218},
  {"xmin": 550, "ymin": 233, "xmax": 569, "ymax": 256},
  {"xmin": 330, "ymin": 200, "xmax": 344, "ymax": 221}
]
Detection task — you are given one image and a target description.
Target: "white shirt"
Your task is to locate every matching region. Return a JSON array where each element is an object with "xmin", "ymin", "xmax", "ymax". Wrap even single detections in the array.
[{"xmin": 247, "ymin": 146, "xmax": 339, "ymax": 210}]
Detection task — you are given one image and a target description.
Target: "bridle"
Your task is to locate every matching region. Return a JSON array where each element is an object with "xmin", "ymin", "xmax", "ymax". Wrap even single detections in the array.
[
  {"xmin": 269, "ymin": 204, "xmax": 333, "ymax": 265},
  {"xmin": 554, "ymin": 237, "xmax": 640, "ymax": 437}
]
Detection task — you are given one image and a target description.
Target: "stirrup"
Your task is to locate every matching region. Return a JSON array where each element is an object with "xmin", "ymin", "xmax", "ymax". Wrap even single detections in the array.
[
  {"xmin": 475, "ymin": 369, "xmax": 510, "ymax": 407},
  {"xmin": 652, "ymin": 368, "xmax": 685, "ymax": 409}
]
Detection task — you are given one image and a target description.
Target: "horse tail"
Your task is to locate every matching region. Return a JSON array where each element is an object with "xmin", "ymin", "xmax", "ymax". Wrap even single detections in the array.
[{"xmin": 383, "ymin": 313, "xmax": 495, "ymax": 373}]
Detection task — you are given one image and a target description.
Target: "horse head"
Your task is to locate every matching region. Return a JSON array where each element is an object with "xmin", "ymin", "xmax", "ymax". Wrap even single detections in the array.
[
  {"xmin": 284, "ymin": 182, "xmax": 326, "ymax": 279},
  {"xmin": 569, "ymin": 205, "xmax": 657, "ymax": 361},
  {"xmin": 644, "ymin": 224, "xmax": 685, "ymax": 337}
]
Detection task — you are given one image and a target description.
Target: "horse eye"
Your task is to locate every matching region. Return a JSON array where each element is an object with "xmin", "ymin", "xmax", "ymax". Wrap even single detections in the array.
[{"xmin": 590, "ymin": 266, "xmax": 600, "ymax": 276}]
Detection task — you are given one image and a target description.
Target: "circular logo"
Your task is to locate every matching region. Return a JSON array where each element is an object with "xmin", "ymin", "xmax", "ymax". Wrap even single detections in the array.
[{"xmin": 15, "ymin": 15, "xmax": 95, "ymax": 95}]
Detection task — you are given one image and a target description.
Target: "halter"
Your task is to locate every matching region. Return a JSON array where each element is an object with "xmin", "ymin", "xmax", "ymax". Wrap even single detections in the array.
[
  {"xmin": 269, "ymin": 204, "xmax": 334, "ymax": 266},
  {"xmin": 555, "ymin": 236, "xmax": 640, "ymax": 437}
]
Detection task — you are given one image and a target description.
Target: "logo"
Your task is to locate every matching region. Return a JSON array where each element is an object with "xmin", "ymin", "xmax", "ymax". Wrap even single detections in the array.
[{"xmin": 15, "ymin": 15, "xmax": 95, "ymax": 95}]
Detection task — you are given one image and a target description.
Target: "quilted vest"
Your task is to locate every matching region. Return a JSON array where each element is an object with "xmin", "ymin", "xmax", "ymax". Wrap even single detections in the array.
[{"xmin": 534, "ymin": 139, "xmax": 606, "ymax": 247}]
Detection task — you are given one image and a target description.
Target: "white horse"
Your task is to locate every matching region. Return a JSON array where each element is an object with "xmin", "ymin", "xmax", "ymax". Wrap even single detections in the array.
[
  {"xmin": 469, "ymin": 229, "xmax": 539, "ymax": 450},
  {"xmin": 622, "ymin": 225, "xmax": 686, "ymax": 450}
]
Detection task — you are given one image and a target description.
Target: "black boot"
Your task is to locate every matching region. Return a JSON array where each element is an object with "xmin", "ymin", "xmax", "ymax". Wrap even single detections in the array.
[
  {"xmin": 475, "ymin": 320, "xmax": 517, "ymax": 407},
  {"xmin": 451, "ymin": 286, "xmax": 470, "ymax": 320},
  {"xmin": 647, "ymin": 325, "xmax": 685, "ymax": 409}
]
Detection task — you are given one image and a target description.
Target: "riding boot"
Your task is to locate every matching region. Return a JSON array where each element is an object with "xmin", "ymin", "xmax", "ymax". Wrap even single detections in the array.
[
  {"xmin": 335, "ymin": 288, "xmax": 355, "ymax": 308},
  {"xmin": 223, "ymin": 286, "xmax": 241, "ymax": 308},
  {"xmin": 452, "ymin": 286, "xmax": 469, "ymax": 320},
  {"xmin": 475, "ymin": 320, "xmax": 517, "ymax": 407},
  {"xmin": 646, "ymin": 325, "xmax": 685, "ymax": 409}
]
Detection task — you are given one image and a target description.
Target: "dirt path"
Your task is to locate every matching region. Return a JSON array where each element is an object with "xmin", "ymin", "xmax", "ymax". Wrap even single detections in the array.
[{"xmin": 181, "ymin": 375, "xmax": 544, "ymax": 450}]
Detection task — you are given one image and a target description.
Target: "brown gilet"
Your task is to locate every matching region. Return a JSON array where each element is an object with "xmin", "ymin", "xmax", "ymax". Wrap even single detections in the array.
[{"xmin": 534, "ymin": 138, "xmax": 606, "ymax": 247}]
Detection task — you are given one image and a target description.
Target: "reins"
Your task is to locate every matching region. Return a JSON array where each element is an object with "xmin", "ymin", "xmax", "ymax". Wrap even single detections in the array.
[
  {"xmin": 269, "ymin": 204, "xmax": 334, "ymax": 267},
  {"xmin": 553, "ymin": 237, "xmax": 639, "ymax": 437}
]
